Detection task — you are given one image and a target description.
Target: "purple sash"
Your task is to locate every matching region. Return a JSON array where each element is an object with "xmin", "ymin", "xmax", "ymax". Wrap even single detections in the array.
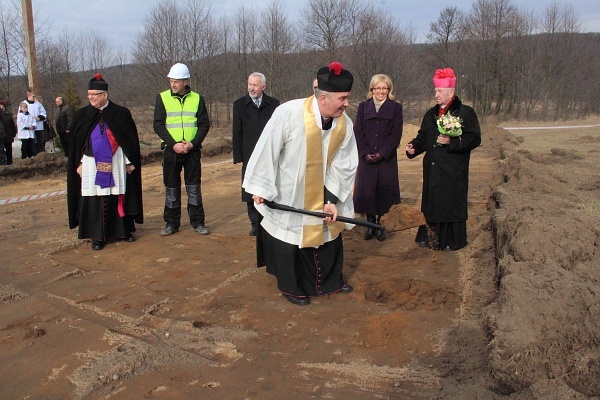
[{"xmin": 91, "ymin": 122, "xmax": 115, "ymax": 188}]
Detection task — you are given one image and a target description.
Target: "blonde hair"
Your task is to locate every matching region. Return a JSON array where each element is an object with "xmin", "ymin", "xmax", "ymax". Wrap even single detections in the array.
[{"xmin": 367, "ymin": 74, "xmax": 395, "ymax": 100}]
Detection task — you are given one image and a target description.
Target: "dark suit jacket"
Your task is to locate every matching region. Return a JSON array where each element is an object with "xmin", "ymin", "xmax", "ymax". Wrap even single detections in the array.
[{"xmin": 232, "ymin": 92, "xmax": 280, "ymax": 201}]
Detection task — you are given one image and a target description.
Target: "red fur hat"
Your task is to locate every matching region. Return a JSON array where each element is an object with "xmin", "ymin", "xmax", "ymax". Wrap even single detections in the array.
[{"xmin": 433, "ymin": 68, "xmax": 456, "ymax": 88}]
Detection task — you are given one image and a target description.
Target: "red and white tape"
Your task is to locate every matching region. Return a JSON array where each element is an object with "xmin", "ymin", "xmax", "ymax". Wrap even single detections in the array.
[
  {"xmin": 0, "ymin": 158, "xmax": 233, "ymax": 206},
  {"xmin": 0, "ymin": 190, "xmax": 67, "ymax": 205}
]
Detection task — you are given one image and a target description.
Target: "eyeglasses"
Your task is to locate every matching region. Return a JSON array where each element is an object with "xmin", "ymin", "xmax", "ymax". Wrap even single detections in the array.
[
  {"xmin": 87, "ymin": 92, "xmax": 106, "ymax": 97},
  {"xmin": 372, "ymin": 87, "xmax": 389, "ymax": 92}
]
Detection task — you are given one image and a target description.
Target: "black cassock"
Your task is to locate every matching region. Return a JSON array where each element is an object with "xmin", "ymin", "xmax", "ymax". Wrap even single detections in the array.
[
  {"xmin": 67, "ymin": 102, "xmax": 143, "ymax": 241},
  {"xmin": 407, "ymin": 96, "xmax": 481, "ymax": 250}
]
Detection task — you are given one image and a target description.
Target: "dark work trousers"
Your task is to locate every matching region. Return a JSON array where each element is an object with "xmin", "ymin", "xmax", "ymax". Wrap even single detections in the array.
[
  {"xmin": 20, "ymin": 138, "xmax": 36, "ymax": 158},
  {"xmin": 58, "ymin": 132, "xmax": 69, "ymax": 157},
  {"xmin": 162, "ymin": 148, "xmax": 205, "ymax": 229},
  {"xmin": 0, "ymin": 138, "xmax": 6, "ymax": 165},
  {"xmin": 4, "ymin": 138, "xmax": 13, "ymax": 164},
  {"xmin": 34, "ymin": 130, "xmax": 45, "ymax": 154}
]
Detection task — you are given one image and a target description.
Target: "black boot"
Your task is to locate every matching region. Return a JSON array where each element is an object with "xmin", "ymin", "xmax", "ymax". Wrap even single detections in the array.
[
  {"xmin": 364, "ymin": 214, "xmax": 375, "ymax": 240},
  {"xmin": 376, "ymin": 215, "xmax": 386, "ymax": 241}
]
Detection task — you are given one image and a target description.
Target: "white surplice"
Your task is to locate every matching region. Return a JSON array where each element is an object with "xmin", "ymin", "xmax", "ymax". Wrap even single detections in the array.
[{"xmin": 243, "ymin": 97, "xmax": 358, "ymax": 247}]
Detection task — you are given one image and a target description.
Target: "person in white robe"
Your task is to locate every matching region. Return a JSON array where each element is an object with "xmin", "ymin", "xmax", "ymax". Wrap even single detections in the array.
[{"xmin": 243, "ymin": 62, "xmax": 358, "ymax": 306}]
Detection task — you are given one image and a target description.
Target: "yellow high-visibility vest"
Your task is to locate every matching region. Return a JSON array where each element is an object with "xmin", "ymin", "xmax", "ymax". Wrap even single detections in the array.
[{"xmin": 160, "ymin": 90, "xmax": 200, "ymax": 142}]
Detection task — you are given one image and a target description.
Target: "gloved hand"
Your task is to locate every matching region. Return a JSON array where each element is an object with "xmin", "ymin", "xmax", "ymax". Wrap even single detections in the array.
[
  {"xmin": 364, "ymin": 154, "xmax": 377, "ymax": 164},
  {"xmin": 371, "ymin": 153, "xmax": 383, "ymax": 163}
]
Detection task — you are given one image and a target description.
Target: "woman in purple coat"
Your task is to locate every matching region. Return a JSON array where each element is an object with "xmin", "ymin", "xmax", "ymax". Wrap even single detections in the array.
[{"xmin": 353, "ymin": 74, "xmax": 403, "ymax": 241}]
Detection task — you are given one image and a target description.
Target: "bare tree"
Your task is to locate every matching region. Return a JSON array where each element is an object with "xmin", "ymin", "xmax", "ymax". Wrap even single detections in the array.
[
  {"xmin": 232, "ymin": 5, "xmax": 258, "ymax": 88},
  {"xmin": 6, "ymin": 0, "xmax": 593, "ymax": 123},
  {"xmin": 257, "ymin": 0, "xmax": 297, "ymax": 99},
  {"xmin": 217, "ymin": 15, "xmax": 234, "ymax": 124},
  {"xmin": 182, "ymin": 0, "xmax": 213, "ymax": 70},
  {"xmin": 347, "ymin": 3, "xmax": 409, "ymax": 95},
  {"xmin": 56, "ymin": 29, "xmax": 78, "ymax": 74},
  {"xmin": 461, "ymin": 0, "xmax": 520, "ymax": 115},
  {"xmin": 182, "ymin": 0, "xmax": 223, "ymax": 125},
  {"xmin": 502, "ymin": 9, "xmax": 539, "ymax": 119},
  {"xmin": 427, "ymin": 7, "xmax": 464, "ymax": 67},
  {"xmin": 85, "ymin": 32, "xmax": 114, "ymax": 72},
  {"xmin": 0, "ymin": 0, "xmax": 25, "ymax": 105},
  {"xmin": 132, "ymin": 0, "xmax": 186, "ymax": 105},
  {"xmin": 36, "ymin": 38, "xmax": 66, "ymax": 103},
  {"xmin": 540, "ymin": 1, "xmax": 581, "ymax": 119},
  {"xmin": 300, "ymin": 0, "xmax": 363, "ymax": 62}
]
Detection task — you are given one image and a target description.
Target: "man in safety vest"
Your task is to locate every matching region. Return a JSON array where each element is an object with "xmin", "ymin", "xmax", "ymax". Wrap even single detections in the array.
[{"xmin": 153, "ymin": 63, "xmax": 211, "ymax": 236}]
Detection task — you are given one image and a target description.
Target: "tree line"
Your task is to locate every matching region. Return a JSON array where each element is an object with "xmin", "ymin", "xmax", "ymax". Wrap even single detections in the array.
[{"xmin": 1, "ymin": 0, "xmax": 598, "ymax": 127}]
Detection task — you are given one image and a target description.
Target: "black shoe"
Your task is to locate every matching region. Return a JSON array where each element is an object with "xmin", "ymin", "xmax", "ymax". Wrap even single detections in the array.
[
  {"xmin": 443, "ymin": 246, "xmax": 456, "ymax": 252},
  {"xmin": 339, "ymin": 284, "xmax": 353, "ymax": 293},
  {"xmin": 249, "ymin": 225, "xmax": 258, "ymax": 236},
  {"xmin": 282, "ymin": 293, "xmax": 310, "ymax": 306},
  {"xmin": 91, "ymin": 240, "xmax": 104, "ymax": 250},
  {"xmin": 124, "ymin": 234, "xmax": 136, "ymax": 242},
  {"xmin": 376, "ymin": 228, "xmax": 386, "ymax": 241},
  {"xmin": 418, "ymin": 241, "xmax": 428, "ymax": 248},
  {"xmin": 364, "ymin": 214, "xmax": 376, "ymax": 240}
]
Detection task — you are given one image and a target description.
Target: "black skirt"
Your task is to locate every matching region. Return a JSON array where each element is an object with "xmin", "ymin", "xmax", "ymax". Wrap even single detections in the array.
[
  {"xmin": 257, "ymin": 227, "xmax": 346, "ymax": 297},
  {"xmin": 415, "ymin": 222, "xmax": 467, "ymax": 251},
  {"xmin": 77, "ymin": 195, "xmax": 135, "ymax": 242}
]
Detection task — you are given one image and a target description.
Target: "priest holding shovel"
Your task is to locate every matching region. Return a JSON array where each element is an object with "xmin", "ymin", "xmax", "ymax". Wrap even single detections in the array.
[{"xmin": 243, "ymin": 62, "xmax": 365, "ymax": 306}]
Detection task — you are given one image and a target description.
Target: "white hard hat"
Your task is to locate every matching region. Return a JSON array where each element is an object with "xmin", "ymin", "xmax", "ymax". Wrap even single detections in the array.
[{"xmin": 167, "ymin": 63, "xmax": 190, "ymax": 80}]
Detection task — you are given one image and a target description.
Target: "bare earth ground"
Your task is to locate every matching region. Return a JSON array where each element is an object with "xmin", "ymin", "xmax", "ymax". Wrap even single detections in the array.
[{"xmin": 0, "ymin": 119, "xmax": 598, "ymax": 399}]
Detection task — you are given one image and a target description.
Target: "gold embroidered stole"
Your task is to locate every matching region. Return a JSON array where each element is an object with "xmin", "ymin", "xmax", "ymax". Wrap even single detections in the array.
[{"xmin": 301, "ymin": 96, "xmax": 346, "ymax": 248}]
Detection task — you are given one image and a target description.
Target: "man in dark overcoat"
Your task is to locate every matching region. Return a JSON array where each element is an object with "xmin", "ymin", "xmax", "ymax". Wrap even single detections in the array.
[
  {"xmin": 232, "ymin": 72, "xmax": 280, "ymax": 236},
  {"xmin": 405, "ymin": 68, "xmax": 481, "ymax": 251},
  {"xmin": 67, "ymin": 73, "xmax": 143, "ymax": 250},
  {"xmin": 0, "ymin": 101, "xmax": 16, "ymax": 165},
  {"xmin": 55, "ymin": 96, "xmax": 75, "ymax": 157}
]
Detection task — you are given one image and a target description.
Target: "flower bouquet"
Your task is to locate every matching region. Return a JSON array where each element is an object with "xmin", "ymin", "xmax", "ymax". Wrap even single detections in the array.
[{"xmin": 436, "ymin": 113, "xmax": 462, "ymax": 146}]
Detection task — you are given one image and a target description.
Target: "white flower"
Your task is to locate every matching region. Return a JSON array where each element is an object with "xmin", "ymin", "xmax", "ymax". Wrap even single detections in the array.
[{"xmin": 436, "ymin": 113, "xmax": 463, "ymax": 137}]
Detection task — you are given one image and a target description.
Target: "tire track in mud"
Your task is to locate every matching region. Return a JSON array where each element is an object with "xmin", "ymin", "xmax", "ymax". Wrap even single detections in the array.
[
  {"xmin": 4, "ymin": 248, "xmax": 260, "ymax": 400},
  {"xmin": 298, "ymin": 361, "xmax": 441, "ymax": 397},
  {"xmin": 42, "ymin": 281, "xmax": 259, "ymax": 400}
]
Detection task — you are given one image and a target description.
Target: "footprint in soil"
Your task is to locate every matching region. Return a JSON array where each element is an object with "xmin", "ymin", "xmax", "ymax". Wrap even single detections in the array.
[{"xmin": 364, "ymin": 277, "xmax": 460, "ymax": 310}]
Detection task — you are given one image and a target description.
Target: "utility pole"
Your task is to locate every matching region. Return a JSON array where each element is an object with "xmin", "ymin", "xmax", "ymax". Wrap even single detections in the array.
[{"xmin": 21, "ymin": 0, "xmax": 39, "ymax": 95}]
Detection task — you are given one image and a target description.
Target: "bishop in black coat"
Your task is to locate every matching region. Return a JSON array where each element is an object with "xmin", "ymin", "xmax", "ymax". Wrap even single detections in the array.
[
  {"xmin": 67, "ymin": 98, "xmax": 143, "ymax": 248},
  {"xmin": 406, "ymin": 95, "xmax": 481, "ymax": 250}
]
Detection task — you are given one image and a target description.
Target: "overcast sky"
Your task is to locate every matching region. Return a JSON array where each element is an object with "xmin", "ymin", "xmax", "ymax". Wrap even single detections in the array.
[{"xmin": 33, "ymin": 0, "xmax": 600, "ymax": 57}]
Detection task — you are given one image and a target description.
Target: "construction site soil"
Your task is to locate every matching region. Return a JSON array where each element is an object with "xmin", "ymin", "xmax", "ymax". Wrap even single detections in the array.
[{"xmin": 0, "ymin": 120, "xmax": 598, "ymax": 399}]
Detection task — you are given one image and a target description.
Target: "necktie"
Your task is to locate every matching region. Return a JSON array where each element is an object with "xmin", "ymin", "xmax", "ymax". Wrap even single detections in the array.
[
  {"xmin": 255, "ymin": 99, "xmax": 260, "ymax": 108},
  {"xmin": 321, "ymin": 117, "xmax": 332, "ymax": 130}
]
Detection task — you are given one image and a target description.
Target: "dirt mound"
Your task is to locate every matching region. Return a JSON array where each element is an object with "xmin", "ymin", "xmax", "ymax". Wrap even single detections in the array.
[
  {"xmin": 380, "ymin": 203, "xmax": 425, "ymax": 232},
  {"xmin": 485, "ymin": 135, "xmax": 600, "ymax": 395}
]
